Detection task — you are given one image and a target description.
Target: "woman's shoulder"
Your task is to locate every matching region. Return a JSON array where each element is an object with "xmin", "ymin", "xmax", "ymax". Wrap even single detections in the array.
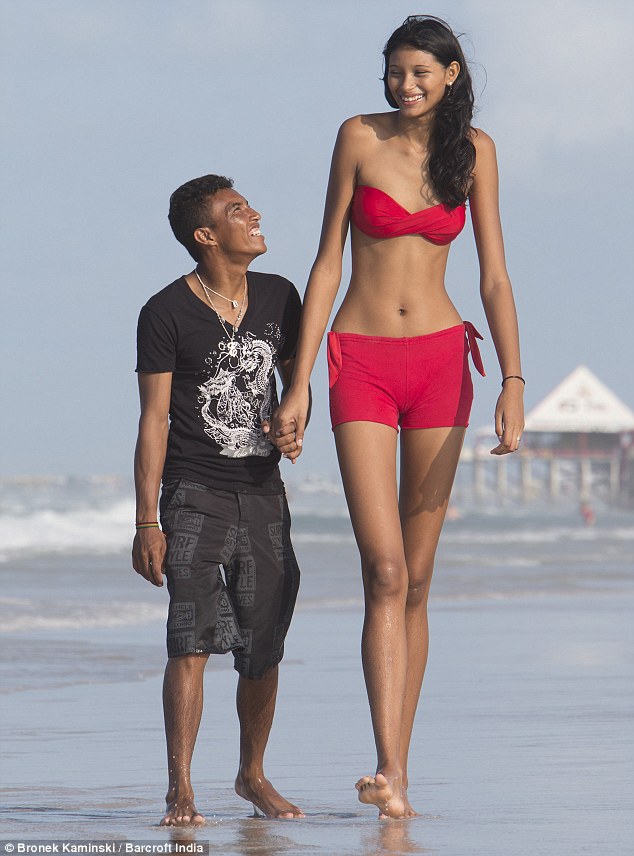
[
  {"xmin": 337, "ymin": 112, "xmax": 395, "ymax": 140},
  {"xmin": 469, "ymin": 128, "xmax": 499, "ymax": 188},
  {"xmin": 469, "ymin": 127, "xmax": 496, "ymax": 155}
]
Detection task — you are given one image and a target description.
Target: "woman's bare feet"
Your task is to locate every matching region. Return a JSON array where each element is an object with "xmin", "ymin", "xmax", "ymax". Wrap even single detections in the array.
[
  {"xmin": 401, "ymin": 787, "xmax": 419, "ymax": 818},
  {"xmin": 235, "ymin": 772, "xmax": 304, "ymax": 819},
  {"xmin": 355, "ymin": 771, "xmax": 405, "ymax": 819},
  {"xmin": 160, "ymin": 790, "xmax": 205, "ymax": 826}
]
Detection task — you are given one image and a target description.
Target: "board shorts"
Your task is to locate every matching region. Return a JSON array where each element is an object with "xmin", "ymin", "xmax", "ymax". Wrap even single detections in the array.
[
  {"xmin": 159, "ymin": 479, "xmax": 300, "ymax": 680},
  {"xmin": 327, "ymin": 321, "xmax": 485, "ymax": 431}
]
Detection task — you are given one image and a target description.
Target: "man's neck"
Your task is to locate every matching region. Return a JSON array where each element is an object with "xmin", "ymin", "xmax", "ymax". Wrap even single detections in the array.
[{"xmin": 195, "ymin": 257, "xmax": 250, "ymax": 298}]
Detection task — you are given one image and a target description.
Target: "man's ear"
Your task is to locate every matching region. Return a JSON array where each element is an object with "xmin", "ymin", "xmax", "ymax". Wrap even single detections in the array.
[{"xmin": 193, "ymin": 226, "xmax": 217, "ymax": 250}]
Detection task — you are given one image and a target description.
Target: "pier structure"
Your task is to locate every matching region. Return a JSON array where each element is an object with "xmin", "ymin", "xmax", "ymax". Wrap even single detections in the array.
[{"xmin": 468, "ymin": 366, "xmax": 634, "ymax": 506}]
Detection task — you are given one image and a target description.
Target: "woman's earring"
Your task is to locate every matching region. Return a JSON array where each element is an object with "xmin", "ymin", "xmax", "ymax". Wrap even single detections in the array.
[{"xmin": 447, "ymin": 83, "xmax": 454, "ymax": 99}]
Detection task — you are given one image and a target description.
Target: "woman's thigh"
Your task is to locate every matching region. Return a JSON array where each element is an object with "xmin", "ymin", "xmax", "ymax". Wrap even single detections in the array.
[
  {"xmin": 334, "ymin": 421, "xmax": 404, "ymax": 567},
  {"xmin": 398, "ymin": 426, "xmax": 466, "ymax": 585}
]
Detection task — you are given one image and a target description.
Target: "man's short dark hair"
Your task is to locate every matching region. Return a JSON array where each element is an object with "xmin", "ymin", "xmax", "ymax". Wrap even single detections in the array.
[{"xmin": 168, "ymin": 174, "xmax": 234, "ymax": 260}]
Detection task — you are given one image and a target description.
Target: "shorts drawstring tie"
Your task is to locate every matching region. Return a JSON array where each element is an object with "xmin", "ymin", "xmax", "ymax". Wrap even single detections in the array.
[
  {"xmin": 327, "ymin": 331, "xmax": 343, "ymax": 388},
  {"xmin": 464, "ymin": 321, "xmax": 486, "ymax": 376}
]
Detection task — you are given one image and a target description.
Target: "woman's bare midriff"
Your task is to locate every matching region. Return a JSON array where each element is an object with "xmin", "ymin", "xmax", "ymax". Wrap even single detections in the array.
[{"xmin": 332, "ymin": 227, "xmax": 463, "ymax": 338}]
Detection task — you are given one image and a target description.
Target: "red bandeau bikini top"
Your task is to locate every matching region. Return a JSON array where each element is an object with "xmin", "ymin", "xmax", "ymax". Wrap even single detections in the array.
[{"xmin": 350, "ymin": 185, "xmax": 466, "ymax": 245}]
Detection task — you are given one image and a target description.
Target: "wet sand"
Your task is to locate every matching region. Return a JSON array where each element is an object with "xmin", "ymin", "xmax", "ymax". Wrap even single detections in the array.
[{"xmin": 1, "ymin": 587, "xmax": 633, "ymax": 855}]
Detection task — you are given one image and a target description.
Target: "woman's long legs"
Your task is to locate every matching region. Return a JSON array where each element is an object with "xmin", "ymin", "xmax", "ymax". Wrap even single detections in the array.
[
  {"xmin": 334, "ymin": 421, "xmax": 407, "ymax": 818},
  {"xmin": 336, "ymin": 421, "xmax": 466, "ymax": 818},
  {"xmin": 397, "ymin": 426, "xmax": 466, "ymax": 813}
]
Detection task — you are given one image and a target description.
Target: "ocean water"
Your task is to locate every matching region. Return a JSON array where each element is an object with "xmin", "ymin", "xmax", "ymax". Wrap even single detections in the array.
[
  {"xmin": 1, "ymin": 475, "xmax": 632, "ymax": 632},
  {"xmin": 1, "ymin": 475, "xmax": 633, "ymax": 854}
]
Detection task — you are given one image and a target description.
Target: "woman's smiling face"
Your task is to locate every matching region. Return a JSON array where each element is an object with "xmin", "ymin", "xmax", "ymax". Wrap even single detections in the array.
[{"xmin": 386, "ymin": 46, "xmax": 459, "ymax": 116}]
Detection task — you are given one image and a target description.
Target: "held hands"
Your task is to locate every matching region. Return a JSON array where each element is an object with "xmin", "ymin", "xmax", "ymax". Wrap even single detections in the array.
[
  {"xmin": 132, "ymin": 528, "xmax": 167, "ymax": 586},
  {"xmin": 490, "ymin": 380, "xmax": 525, "ymax": 455},
  {"xmin": 262, "ymin": 417, "xmax": 303, "ymax": 463},
  {"xmin": 263, "ymin": 386, "xmax": 310, "ymax": 464}
]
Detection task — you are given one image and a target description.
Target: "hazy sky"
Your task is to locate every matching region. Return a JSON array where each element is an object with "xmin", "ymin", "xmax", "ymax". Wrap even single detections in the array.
[{"xmin": 2, "ymin": 0, "xmax": 633, "ymax": 479}]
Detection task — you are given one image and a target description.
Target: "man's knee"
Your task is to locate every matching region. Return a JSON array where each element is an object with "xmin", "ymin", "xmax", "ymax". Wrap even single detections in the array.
[
  {"xmin": 237, "ymin": 662, "xmax": 279, "ymax": 684},
  {"xmin": 234, "ymin": 649, "xmax": 283, "ymax": 681},
  {"xmin": 166, "ymin": 652, "xmax": 209, "ymax": 676}
]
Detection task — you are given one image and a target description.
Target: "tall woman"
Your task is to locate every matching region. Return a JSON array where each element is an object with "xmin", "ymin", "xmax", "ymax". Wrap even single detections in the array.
[{"xmin": 274, "ymin": 15, "xmax": 524, "ymax": 818}]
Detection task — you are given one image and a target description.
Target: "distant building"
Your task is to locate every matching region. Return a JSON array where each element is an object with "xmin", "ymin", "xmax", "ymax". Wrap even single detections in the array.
[
  {"xmin": 522, "ymin": 365, "xmax": 634, "ymax": 455},
  {"xmin": 471, "ymin": 367, "xmax": 634, "ymax": 505}
]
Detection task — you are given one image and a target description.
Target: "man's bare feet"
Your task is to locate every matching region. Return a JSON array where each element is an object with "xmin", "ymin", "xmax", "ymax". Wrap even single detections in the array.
[
  {"xmin": 235, "ymin": 773, "xmax": 304, "ymax": 819},
  {"xmin": 355, "ymin": 771, "xmax": 405, "ymax": 819},
  {"xmin": 160, "ymin": 791, "xmax": 205, "ymax": 826}
]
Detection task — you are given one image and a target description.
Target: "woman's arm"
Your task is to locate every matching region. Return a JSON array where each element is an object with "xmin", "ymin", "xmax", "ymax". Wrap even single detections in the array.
[
  {"xmin": 469, "ymin": 129, "xmax": 525, "ymax": 455},
  {"xmin": 263, "ymin": 357, "xmax": 312, "ymax": 463},
  {"xmin": 271, "ymin": 117, "xmax": 363, "ymax": 446}
]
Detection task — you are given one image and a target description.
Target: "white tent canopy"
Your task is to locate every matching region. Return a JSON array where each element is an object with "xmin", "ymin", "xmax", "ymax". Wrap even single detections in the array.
[{"xmin": 524, "ymin": 366, "xmax": 634, "ymax": 434}]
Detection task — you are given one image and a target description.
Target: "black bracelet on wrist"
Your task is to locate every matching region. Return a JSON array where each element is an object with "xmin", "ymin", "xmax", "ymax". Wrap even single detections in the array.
[{"xmin": 501, "ymin": 375, "xmax": 525, "ymax": 387}]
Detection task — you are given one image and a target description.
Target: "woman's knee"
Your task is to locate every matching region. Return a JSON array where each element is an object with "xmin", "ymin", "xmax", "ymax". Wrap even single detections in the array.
[
  {"xmin": 362, "ymin": 557, "xmax": 408, "ymax": 602},
  {"xmin": 406, "ymin": 559, "xmax": 435, "ymax": 607}
]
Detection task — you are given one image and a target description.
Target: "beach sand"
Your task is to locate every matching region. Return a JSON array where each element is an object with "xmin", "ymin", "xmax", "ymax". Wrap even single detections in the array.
[{"xmin": 1, "ymin": 556, "xmax": 632, "ymax": 855}]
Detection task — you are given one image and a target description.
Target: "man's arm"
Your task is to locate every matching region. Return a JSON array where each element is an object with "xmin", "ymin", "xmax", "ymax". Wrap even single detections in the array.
[{"xmin": 132, "ymin": 371, "xmax": 172, "ymax": 586}]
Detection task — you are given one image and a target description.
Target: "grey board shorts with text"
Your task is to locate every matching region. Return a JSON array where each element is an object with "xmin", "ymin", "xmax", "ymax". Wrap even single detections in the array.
[{"xmin": 159, "ymin": 479, "xmax": 300, "ymax": 679}]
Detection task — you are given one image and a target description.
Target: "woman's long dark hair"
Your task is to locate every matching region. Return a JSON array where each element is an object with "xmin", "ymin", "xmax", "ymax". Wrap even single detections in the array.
[{"xmin": 382, "ymin": 16, "xmax": 475, "ymax": 206}]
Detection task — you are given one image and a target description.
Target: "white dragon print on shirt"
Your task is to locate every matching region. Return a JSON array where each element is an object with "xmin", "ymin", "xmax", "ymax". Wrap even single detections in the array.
[{"xmin": 197, "ymin": 328, "xmax": 282, "ymax": 458}]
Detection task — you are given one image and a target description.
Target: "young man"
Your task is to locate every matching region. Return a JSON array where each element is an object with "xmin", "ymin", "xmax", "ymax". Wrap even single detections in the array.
[{"xmin": 132, "ymin": 174, "xmax": 305, "ymax": 825}]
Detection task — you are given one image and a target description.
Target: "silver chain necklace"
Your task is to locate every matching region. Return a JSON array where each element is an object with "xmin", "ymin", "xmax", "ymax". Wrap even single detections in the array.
[
  {"xmin": 195, "ymin": 269, "xmax": 241, "ymax": 309},
  {"xmin": 196, "ymin": 272, "xmax": 247, "ymax": 339}
]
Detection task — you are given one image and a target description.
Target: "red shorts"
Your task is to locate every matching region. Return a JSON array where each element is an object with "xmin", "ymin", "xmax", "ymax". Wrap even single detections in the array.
[{"xmin": 327, "ymin": 322, "xmax": 485, "ymax": 431}]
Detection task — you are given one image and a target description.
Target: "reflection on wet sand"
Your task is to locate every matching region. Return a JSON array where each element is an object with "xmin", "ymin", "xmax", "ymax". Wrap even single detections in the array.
[
  {"xmin": 375, "ymin": 818, "xmax": 430, "ymax": 854},
  {"xmin": 234, "ymin": 819, "xmax": 301, "ymax": 855},
  {"xmin": 169, "ymin": 814, "xmax": 430, "ymax": 856},
  {"xmin": 167, "ymin": 812, "xmax": 429, "ymax": 856}
]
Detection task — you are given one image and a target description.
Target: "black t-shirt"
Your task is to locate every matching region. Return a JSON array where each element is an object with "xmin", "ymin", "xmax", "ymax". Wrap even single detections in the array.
[{"xmin": 136, "ymin": 272, "xmax": 301, "ymax": 493}]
